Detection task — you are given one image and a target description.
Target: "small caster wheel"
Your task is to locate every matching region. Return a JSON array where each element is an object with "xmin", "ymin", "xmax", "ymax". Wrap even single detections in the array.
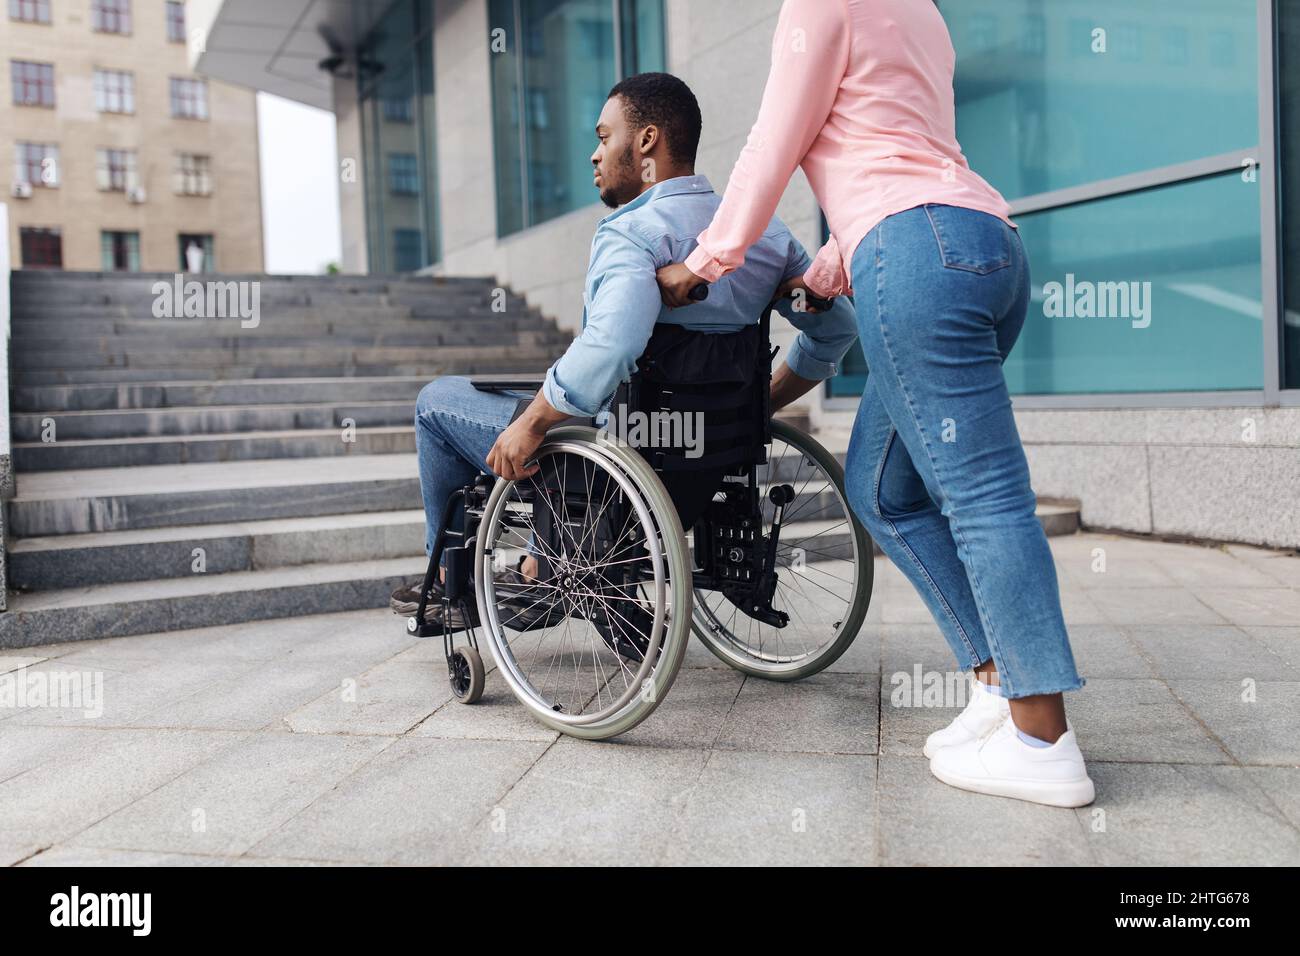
[
  {"xmin": 406, "ymin": 617, "xmax": 418, "ymax": 634},
  {"xmin": 449, "ymin": 646, "xmax": 484, "ymax": 703}
]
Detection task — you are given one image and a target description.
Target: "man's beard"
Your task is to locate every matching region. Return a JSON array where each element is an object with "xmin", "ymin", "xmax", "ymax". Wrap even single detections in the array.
[{"xmin": 598, "ymin": 143, "xmax": 637, "ymax": 208}]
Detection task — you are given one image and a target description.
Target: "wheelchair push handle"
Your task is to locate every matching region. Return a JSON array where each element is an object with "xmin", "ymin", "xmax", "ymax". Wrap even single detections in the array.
[
  {"xmin": 690, "ymin": 282, "xmax": 833, "ymax": 313},
  {"xmin": 803, "ymin": 292, "xmax": 836, "ymax": 313}
]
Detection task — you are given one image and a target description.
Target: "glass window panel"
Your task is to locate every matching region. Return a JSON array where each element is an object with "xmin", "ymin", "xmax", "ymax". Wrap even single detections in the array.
[
  {"xmin": 1003, "ymin": 173, "xmax": 1262, "ymax": 394},
  {"xmin": 10, "ymin": 0, "xmax": 52, "ymax": 24},
  {"xmin": 179, "ymin": 234, "xmax": 215, "ymax": 271},
  {"xmin": 166, "ymin": 1, "xmax": 185, "ymax": 42},
  {"xmin": 490, "ymin": 0, "xmax": 664, "ymax": 237},
  {"xmin": 20, "ymin": 227, "xmax": 61, "ymax": 269},
  {"xmin": 945, "ymin": 0, "xmax": 1259, "ymax": 201},
  {"xmin": 489, "ymin": 0, "xmax": 526, "ymax": 235},
  {"xmin": 1280, "ymin": 0, "xmax": 1300, "ymax": 389},
  {"xmin": 11, "ymin": 60, "xmax": 55, "ymax": 107},
  {"xmin": 101, "ymin": 231, "xmax": 141, "ymax": 272},
  {"xmin": 14, "ymin": 142, "xmax": 58, "ymax": 186},
  {"xmin": 357, "ymin": 0, "xmax": 438, "ymax": 272},
  {"xmin": 170, "ymin": 77, "xmax": 208, "ymax": 119},
  {"xmin": 620, "ymin": 0, "xmax": 664, "ymax": 76},
  {"xmin": 94, "ymin": 69, "xmax": 135, "ymax": 113},
  {"xmin": 519, "ymin": 0, "xmax": 616, "ymax": 227},
  {"xmin": 92, "ymin": 0, "xmax": 132, "ymax": 35}
]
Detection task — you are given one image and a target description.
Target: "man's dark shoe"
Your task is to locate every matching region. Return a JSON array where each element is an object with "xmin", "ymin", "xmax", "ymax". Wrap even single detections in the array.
[
  {"xmin": 419, "ymin": 598, "xmax": 480, "ymax": 633},
  {"xmin": 390, "ymin": 577, "xmax": 444, "ymax": 616}
]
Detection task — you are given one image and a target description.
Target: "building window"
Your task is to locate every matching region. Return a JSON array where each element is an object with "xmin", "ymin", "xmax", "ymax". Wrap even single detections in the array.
[
  {"xmin": 174, "ymin": 153, "xmax": 213, "ymax": 196},
  {"xmin": 11, "ymin": 60, "xmax": 55, "ymax": 107},
  {"xmin": 92, "ymin": 0, "xmax": 132, "ymax": 34},
  {"xmin": 179, "ymin": 234, "xmax": 215, "ymax": 272},
  {"xmin": 101, "ymin": 231, "xmax": 141, "ymax": 272},
  {"xmin": 96, "ymin": 148, "xmax": 138, "ymax": 191},
  {"xmin": 14, "ymin": 142, "xmax": 59, "ymax": 187},
  {"xmin": 1281, "ymin": 3, "xmax": 1300, "ymax": 389},
  {"xmin": 382, "ymin": 97, "xmax": 413, "ymax": 123},
  {"xmin": 20, "ymin": 227, "xmax": 62, "ymax": 269},
  {"xmin": 388, "ymin": 153, "xmax": 420, "ymax": 195},
  {"xmin": 356, "ymin": 0, "xmax": 440, "ymax": 272},
  {"xmin": 488, "ymin": 0, "xmax": 666, "ymax": 236},
  {"xmin": 165, "ymin": 1, "xmax": 185, "ymax": 43},
  {"xmin": 9, "ymin": 0, "xmax": 51, "ymax": 24},
  {"xmin": 93, "ymin": 68, "xmax": 135, "ymax": 113},
  {"xmin": 170, "ymin": 77, "xmax": 208, "ymax": 119},
  {"xmin": 933, "ymin": 0, "xmax": 1263, "ymax": 396},
  {"xmin": 393, "ymin": 229, "xmax": 423, "ymax": 272}
]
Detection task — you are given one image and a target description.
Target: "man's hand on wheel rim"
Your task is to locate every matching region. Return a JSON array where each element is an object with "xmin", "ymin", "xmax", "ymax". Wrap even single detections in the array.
[{"xmin": 487, "ymin": 418, "xmax": 545, "ymax": 481}]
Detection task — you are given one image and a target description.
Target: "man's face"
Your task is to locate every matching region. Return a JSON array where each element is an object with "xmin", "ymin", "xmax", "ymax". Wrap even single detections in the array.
[{"xmin": 591, "ymin": 96, "xmax": 641, "ymax": 208}]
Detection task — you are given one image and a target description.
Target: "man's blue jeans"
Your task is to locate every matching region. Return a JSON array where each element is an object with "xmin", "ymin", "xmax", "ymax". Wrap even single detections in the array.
[
  {"xmin": 413, "ymin": 377, "xmax": 534, "ymax": 557},
  {"xmin": 845, "ymin": 203, "xmax": 1085, "ymax": 700}
]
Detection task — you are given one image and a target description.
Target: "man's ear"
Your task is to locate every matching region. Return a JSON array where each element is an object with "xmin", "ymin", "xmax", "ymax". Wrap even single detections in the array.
[{"xmin": 638, "ymin": 124, "xmax": 660, "ymax": 156}]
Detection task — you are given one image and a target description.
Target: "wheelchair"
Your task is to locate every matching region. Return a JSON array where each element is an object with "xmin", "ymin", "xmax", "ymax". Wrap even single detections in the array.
[{"xmin": 405, "ymin": 301, "xmax": 875, "ymax": 740}]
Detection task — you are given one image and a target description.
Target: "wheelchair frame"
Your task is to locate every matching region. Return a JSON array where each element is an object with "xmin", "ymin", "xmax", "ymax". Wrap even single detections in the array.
[{"xmin": 406, "ymin": 303, "xmax": 871, "ymax": 715}]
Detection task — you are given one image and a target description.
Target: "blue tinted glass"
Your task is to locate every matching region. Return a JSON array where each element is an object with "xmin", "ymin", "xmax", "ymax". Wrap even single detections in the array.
[
  {"xmin": 358, "ymin": 1, "xmax": 437, "ymax": 271},
  {"xmin": 520, "ymin": 0, "xmax": 617, "ymax": 226},
  {"xmin": 489, "ymin": 0, "xmax": 526, "ymax": 235},
  {"xmin": 1280, "ymin": 1, "xmax": 1300, "ymax": 388},
  {"xmin": 946, "ymin": 0, "xmax": 1259, "ymax": 200},
  {"xmin": 1005, "ymin": 172, "xmax": 1262, "ymax": 393},
  {"xmin": 621, "ymin": 0, "xmax": 664, "ymax": 75},
  {"xmin": 491, "ymin": 0, "xmax": 665, "ymax": 236}
]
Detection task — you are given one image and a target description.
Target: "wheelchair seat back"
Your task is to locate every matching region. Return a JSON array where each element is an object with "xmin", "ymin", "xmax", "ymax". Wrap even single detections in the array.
[{"xmin": 610, "ymin": 311, "xmax": 772, "ymax": 529}]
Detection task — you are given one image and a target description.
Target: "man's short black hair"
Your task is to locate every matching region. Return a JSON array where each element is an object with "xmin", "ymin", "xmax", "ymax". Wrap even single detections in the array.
[{"xmin": 606, "ymin": 72, "xmax": 702, "ymax": 166}]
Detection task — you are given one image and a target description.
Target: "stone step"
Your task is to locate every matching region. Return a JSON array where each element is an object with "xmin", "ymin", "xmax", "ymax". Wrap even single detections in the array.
[
  {"xmin": 0, "ymin": 556, "xmax": 427, "ymax": 649},
  {"xmin": 13, "ymin": 426, "xmax": 417, "ymax": 470},
  {"xmin": 9, "ymin": 315, "xmax": 552, "ymax": 338},
  {"xmin": 6, "ymin": 454, "xmax": 421, "ymax": 536},
  {"xmin": 8, "ymin": 510, "xmax": 428, "ymax": 589},
  {"xmin": 11, "ymin": 401, "xmax": 415, "ymax": 441},
  {"xmin": 14, "ymin": 343, "xmax": 566, "ymax": 370},
  {"xmin": 9, "ymin": 299, "xmax": 543, "ymax": 321},
  {"xmin": 12, "ymin": 376, "xmax": 433, "ymax": 412},
  {"xmin": 13, "ymin": 356, "xmax": 560, "ymax": 385}
]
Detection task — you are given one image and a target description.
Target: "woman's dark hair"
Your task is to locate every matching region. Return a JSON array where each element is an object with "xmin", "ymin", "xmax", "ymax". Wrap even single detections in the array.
[{"xmin": 606, "ymin": 72, "xmax": 702, "ymax": 166}]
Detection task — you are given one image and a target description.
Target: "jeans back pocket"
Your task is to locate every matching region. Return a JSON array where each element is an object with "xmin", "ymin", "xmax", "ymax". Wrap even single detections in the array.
[{"xmin": 924, "ymin": 204, "xmax": 1012, "ymax": 275}]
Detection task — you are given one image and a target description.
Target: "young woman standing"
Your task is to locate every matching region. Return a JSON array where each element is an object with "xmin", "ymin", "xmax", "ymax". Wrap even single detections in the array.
[{"xmin": 657, "ymin": 0, "xmax": 1094, "ymax": 807}]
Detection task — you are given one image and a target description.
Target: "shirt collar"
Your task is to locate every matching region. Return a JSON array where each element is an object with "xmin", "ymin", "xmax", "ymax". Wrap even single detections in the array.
[{"xmin": 599, "ymin": 174, "xmax": 716, "ymax": 224}]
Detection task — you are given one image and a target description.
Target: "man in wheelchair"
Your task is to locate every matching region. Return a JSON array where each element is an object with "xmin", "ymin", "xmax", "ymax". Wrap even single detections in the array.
[{"xmin": 391, "ymin": 72, "xmax": 858, "ymax": 654}]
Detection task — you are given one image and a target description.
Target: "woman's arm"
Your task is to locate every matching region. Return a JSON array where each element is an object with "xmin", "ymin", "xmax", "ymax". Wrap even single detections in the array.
[{"xmin": 659, "ymin": 0, "xmax": 850, "ymax": 307}]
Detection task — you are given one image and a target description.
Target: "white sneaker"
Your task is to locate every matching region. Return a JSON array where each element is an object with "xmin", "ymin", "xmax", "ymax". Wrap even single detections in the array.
[
  {"xmin": 928, "ymin": 713, "xmax": 1096, "ymax": 808},
  {"xmin": 922, "ymin": 678, "xmax": 1009, "ymax": 759}
]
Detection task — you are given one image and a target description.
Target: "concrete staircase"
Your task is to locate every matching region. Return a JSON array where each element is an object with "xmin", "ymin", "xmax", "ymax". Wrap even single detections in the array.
[
  {"xmin": 1, "ymin": 271, "xmax": 571, "ymax": 648},
  {"xmin": 0, "ymin": 271, "xmax": 1081, "ymax": 650}
]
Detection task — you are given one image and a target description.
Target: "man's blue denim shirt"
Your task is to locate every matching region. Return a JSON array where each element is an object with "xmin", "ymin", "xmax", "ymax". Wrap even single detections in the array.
[{"xmin": 542, "ymin": 174, "xmax": 859, "ymax": 420}]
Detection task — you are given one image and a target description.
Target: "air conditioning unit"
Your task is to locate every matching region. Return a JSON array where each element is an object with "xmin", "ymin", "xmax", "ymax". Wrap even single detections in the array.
[
  {"xmin": 10, "ymin": 181, "xmax": 33, "ymax": 199},
  {"xmin": 126, "ymin": 186, "xmax": 147, "ymax": 204}
]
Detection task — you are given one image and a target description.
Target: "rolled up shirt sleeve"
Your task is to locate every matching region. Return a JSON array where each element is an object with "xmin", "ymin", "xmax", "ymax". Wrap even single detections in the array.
[
  {"xmin": 683, "ymin": 0, "xmax": 850, "ymax": 282},
  {"xmin": 775, "ymin": 234, "xmax": 858, "ymax": 381},
  {"xmin": 542, "ymin": 223, "xmax": 662, "ymax": 418}
]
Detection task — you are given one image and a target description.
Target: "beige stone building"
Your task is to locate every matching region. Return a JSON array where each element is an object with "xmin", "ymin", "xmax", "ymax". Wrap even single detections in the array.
[{"xmin": 1, "ymin": 0, "xmax": 262, "ymax": 272}]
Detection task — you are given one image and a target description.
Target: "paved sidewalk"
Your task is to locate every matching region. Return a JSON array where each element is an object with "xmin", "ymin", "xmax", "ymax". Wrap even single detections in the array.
[{"xmin": 2, "ymin": 531, "xmax": 1297, "ymax": 866}]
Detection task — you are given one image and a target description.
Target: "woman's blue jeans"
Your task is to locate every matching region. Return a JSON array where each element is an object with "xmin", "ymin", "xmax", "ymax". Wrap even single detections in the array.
[{"xmin": 845, "ymin": 203, "xmax": 1085, "ymax": 699}]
